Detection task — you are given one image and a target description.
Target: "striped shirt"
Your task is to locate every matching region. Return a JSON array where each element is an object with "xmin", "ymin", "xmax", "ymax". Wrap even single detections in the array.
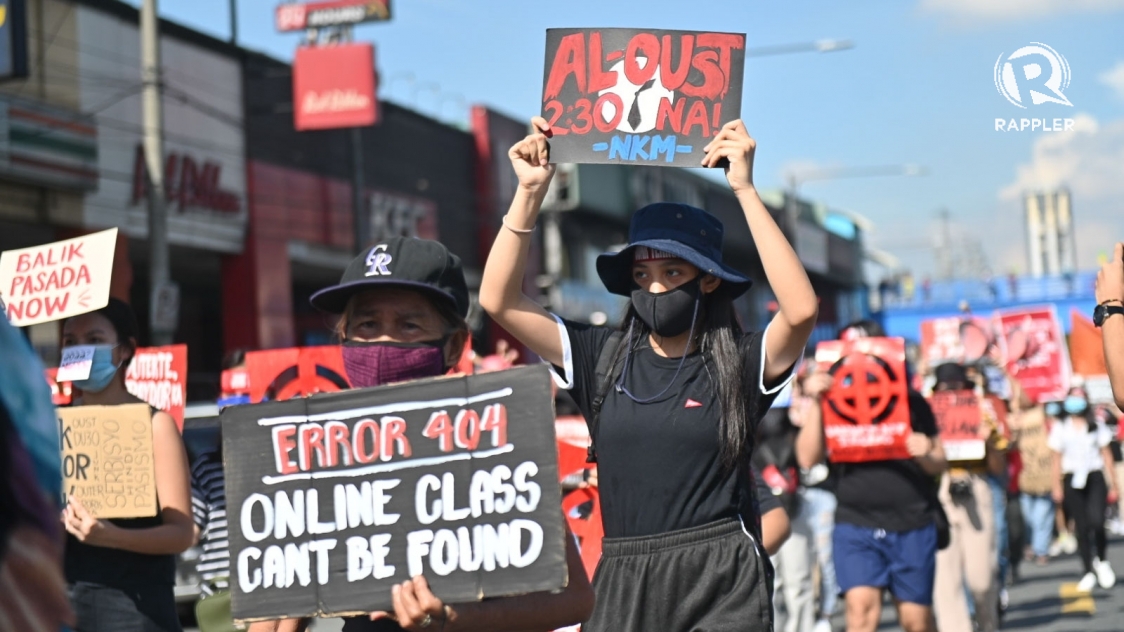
[{"xmin": 190, "ymin": 450, "xmax": 230, "ymax": 596}]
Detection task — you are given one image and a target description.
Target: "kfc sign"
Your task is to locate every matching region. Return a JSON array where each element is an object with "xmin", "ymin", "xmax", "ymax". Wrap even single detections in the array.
[
  {"xmin": 130, "ymin": 146, "xmax": 240, "ymax": 214},
  {"xmin": 369, "ymin": 190, "xmax": 437, "ymax": 242},
  {"xmin": 293, "ymin": 43, "xmax": 378, "ymax": 131},
  {"xmin": 276, "ymin": 0, "xmax": 391, "ymax": 32}
]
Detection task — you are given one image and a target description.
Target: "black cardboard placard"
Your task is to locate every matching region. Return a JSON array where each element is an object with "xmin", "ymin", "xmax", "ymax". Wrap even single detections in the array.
[
  {"xmin": 222, "ymin": 365, "xmax": 566, "ymax": 621},
  {"xmin": 541, "ymin": 27, "xmax": 745, "ymax": 167}
]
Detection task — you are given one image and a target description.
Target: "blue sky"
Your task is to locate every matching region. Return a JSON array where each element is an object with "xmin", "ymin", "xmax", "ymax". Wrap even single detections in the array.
[{"xmin": 134, "ymin": 0, "xmax": 1124, "ymax": 280}]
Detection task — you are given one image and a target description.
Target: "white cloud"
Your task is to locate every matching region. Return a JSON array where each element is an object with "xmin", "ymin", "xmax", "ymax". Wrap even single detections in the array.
[
  {"xmin": 1099, "ymin": 61, "xmax": 1124, "ymax": 102},
  {"xmin": 919, "ymin": 0, "xmax": 1124, "ymax": 21},
  {"xmin": 999, "ymin": 113, "xmax": 1124, "ymax": 269}
]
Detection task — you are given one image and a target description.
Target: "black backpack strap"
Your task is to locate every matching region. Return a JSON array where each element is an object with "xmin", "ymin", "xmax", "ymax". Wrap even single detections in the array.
[{"xmin": 587, "ymin": 330, "xmax": 625, "ymax": 463}]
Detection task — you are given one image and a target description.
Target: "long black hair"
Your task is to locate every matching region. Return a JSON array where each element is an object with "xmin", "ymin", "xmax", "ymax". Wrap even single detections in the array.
[{"xmin": 610, "ymin": 286, "xmax": 751, "ymax": 469}]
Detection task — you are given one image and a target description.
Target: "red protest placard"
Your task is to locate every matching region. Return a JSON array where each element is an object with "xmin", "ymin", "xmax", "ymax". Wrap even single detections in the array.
[
  {"xmin": 125, "ymin": 344, "xmax": 188, "ymax": 430},
  {"xmin": 996, "ymin": 306, "xmax": 1071, "ymax": 403},
  {"xmin": 0, "ymin": 229, "xmax": 117, "ymax": 326},
  {"xmin": 292, "ymin": 43, "xmax": 377, "ymax": 131},
  {"xmin": 541, "ymin": 28, "xmax": 745, "ymax": 167},
  {"xmin": 815, "ymin": 337, "xmax": 912, "ymax": 463},
  {"xmin": 920, "ymin": 316, "xmax": 1004, "ymax": 368},
  {"xmin": 929, "ymin": 390, "xmax": 985, "ymax": 462},
  {"xmin": 244, "ymin": 346, "xmax": 350, "ymax": 403}
]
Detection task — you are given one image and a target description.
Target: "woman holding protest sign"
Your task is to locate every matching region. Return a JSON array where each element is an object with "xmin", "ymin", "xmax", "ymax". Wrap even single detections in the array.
[
  {"xmin": 480, "ymin": 116, "xmax": 817, "ymax": 631},
  {"xmin": 814, "ymin": 320, "xmax": 947, "ymax": 632},
  {"xmin": 1049, "ymin": 385, "xmax": 1119, "ymax": 593},
  {"xmin": 59, "ymin": 298, "xmax": 195, "ymax": 631},
  {"xmin": 306, "ymin": 236, "xmax": 593, "ymax": 632}
]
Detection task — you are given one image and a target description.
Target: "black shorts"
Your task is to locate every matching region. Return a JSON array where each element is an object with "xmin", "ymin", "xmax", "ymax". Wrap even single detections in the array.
[
  {"xmin": 68, "ymin": 581, "xmax": 181, "ymax": 632},
  {"xmin": 585, "ymin": 518, "xmax": 773, "ymax": 632}
]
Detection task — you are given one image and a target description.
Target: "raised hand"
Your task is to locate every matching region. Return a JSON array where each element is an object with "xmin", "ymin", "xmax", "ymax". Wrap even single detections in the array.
[
  {"xmin": 701, "ymin": 119, "xmax": 756, "ymax": 194},
  {"xmin": 508, "ymin": 116, "xmax": 556, "ymax": 194}
]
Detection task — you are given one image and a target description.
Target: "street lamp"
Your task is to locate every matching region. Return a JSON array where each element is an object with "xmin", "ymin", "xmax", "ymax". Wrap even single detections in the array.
[
  {"xmin": 783, "ymin": 163, "xmax": 928, "ymax": 243},
  {"xmin": 746, "ymin": 38, "xmax": 855, "ymax": 57}
]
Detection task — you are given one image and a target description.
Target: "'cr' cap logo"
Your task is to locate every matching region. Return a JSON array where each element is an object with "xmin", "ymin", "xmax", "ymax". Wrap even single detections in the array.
[
  {"xmin": 365, "ymin": 244, "xmax": 393, "ymax": 276},
  {"xmin": 994, "ymin": 43, "xmax": 1072, "ymax": 109}
]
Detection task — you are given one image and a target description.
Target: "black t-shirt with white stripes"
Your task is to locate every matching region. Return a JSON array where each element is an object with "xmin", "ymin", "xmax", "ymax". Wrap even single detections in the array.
[{"xmin": 191, "ymin": 450, "xmax": 229, "ymax": 596}]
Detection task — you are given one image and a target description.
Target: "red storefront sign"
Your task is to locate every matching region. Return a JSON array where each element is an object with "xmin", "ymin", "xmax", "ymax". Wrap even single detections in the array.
[
  {"xmin": 130, "ymin": 146, "xmax": 240, "ymax": 213},
  {"xmin": 276, "ymin": 0, "xmax": 391, "ymax": 32},
  {"xmin": 292, "ymin": 43, "xmax": 378, "ymax": 131},
  {"xmin": 816, "ymin": 337, "xmax": 912, "ymax": 463}
]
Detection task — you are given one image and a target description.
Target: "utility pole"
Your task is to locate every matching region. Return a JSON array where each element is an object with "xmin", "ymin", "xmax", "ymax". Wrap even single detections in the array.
[
  {"xmin": 229, "ymin": 0, "xmax": 238, "ymax": 45},
  {"xmin": 141, "ymin": 0, "xmax": 175, "ymax": 345}
]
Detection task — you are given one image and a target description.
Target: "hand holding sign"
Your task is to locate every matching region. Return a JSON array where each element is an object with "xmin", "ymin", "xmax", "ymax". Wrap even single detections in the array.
[
  {"xmin": 702, "ymin": 120, "xmax": 756, "ymax": 193},
  {"xmin": 508, "ymin": 117, "xmax": 556, "ymax": 193},
  {"xmin": 62, "ymin": 496, "xmax": 113, "ymax": 546}
]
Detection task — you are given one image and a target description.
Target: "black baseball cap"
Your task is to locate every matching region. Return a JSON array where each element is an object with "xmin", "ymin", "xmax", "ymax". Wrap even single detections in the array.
[{"xmin": 309, "ymin": 237, "xmax": 470, "ymax": 318}]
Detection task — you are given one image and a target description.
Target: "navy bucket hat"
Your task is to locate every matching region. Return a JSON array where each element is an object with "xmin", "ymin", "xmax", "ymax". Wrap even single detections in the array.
[{"xmin": 596, "ymin": 202, "xmax": 752, "ymax": 298}]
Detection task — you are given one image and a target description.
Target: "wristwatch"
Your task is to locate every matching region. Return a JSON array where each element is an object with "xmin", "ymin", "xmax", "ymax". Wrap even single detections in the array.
[{"xmin": 1093, "ymin": 301, "xmax": 1124, "ymax": 327}]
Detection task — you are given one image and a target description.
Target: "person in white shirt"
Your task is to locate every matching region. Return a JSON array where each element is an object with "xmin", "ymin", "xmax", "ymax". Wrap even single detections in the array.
[{"xmin": 1049, "ymin": 386, "xmax": 1120, "ymax": 593}]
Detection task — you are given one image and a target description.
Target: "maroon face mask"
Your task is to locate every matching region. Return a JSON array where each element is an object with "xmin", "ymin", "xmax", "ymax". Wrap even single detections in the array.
[{"xmin": 342, "ymin": 340, "xmax": 448, "ymax": 389}]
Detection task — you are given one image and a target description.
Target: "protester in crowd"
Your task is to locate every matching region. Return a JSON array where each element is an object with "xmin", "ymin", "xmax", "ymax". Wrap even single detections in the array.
[
  {"xmin": 792, "ymin": 362, "xmax": 841, "ymax": 632},
  {"xmin": 1041, "ymin": 401, "xmax": 1079, "ymax": 557},
  {"xmin": 1009, "ymin": 381, "xmax": 1056, "ymax": 566},
  {"xmin": 818, "ymin": 320, "xmax": 947, "ymax": 632},
  {"xmin": 0, "ymin": 313, "xmax": 75, "ymax": 632},
  {"xmin": 307, "ymin": 236, "xmax": 593, "ymax": 631},
  {"xmin": 480, "ymin": 116, "xmax": 816, "ymax": 632},
  {"xmin": 1049, "ymin": 385, "xmax": 1119, "ymax": 592},
  {"xmin": 754, "ymin": 394, "xmax": 815, "ymax": 632},
  {"xmin": 60, "ymin": 298, "xmax": 195, "ymax": 631},
  {"xmin": 1095, "ymin": 242, "xmax": 1124, "ymax": 409},
  {"xmin": 930, "ymin": 363, "xmax": 1005, "ymax": 632}
]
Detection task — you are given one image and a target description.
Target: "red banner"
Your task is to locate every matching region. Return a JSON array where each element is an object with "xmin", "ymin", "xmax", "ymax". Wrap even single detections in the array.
[
  {"xmin": 293, "ymin": 43, "xmax": 377, "ymax": 131},
  {"xmin": 816, "ymin": 337, "xmax": 912, "ymax": 463},
  {"xmin": 125, "ymin": 344, "xmax": 188, "ymax": 430},
  {"xmin": 996, "ymin": 306, "xmax": 1071, "ymax": 403},
  {"xmin": 929, "ymin": 390, "xmax": 985, "ymax": 462},
  {"xmin": 243, "ymin": 346, "xmax": 350, "ymax": 403}
]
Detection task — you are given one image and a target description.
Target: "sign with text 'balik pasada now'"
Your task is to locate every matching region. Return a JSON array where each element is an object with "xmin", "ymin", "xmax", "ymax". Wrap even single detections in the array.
[
  {"xmin": 222, "ymin": 365, "xmax": 567, "ymax": 622},
  {"xmin": 541, "ymin": 28, "xmax": 745, "ymax": 167}
]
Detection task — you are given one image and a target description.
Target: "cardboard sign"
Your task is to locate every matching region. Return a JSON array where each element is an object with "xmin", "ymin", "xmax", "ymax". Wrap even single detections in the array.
[
  {"xmin": 58, "ymin": 403, "xmax": 157, "ymax": 519},
  {"xmin": 541, "ymin": 28, "xmax": 745, "ymax": 166},
  {"xmin": 919, "ymin": 316, "xmax": 1003, "ymax": 367},
  {"xmin": 996, "ymin": 306, "xmax": 1071, "ymax": 403},
  {"xmin": 125, "ymin": 344, "xmax": 188, "ymax": 430},
  {"xmin": 815, "ymin": 337, "xmax": 912, "ymax": 463},
  {"xmin": 0, "ymin": 228, "xmax": 117, "ymax": 327},
  {"xmin": 57, "ymin": 345, "xmax": 95, "ymax": 382},
  {"xmin": 293, "ymin": 43, "xmax": 377, "ymax": 131},
  {"xmin": 929, "ymin": 390, "xmax": 985, "ymax": 462},
  {"xmin": 222, "ymin": 365, "xmax": 566, "ymax": 621},
  {"xmin": 243, "ymin": 346, "xmax": 350, "ymax": 404}
]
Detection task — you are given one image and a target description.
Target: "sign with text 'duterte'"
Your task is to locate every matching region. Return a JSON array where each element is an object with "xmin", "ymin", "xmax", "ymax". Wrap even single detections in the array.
[
  {"xmin": 0, "ymin": 228, "xmax": 117, "ymax": 327},
  {"xmin": 541, "ymin": 28, "xmax": 745, "ymax": 167},
  {"xmin": 222, "ymin": 364, "xmax": 566, "ymax": 622}
]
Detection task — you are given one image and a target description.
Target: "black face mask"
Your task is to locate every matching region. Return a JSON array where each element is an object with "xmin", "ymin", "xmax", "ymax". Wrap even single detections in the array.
[{"xmin": 630, "ymin": 277, "xmax": 702, "ymax": 338}]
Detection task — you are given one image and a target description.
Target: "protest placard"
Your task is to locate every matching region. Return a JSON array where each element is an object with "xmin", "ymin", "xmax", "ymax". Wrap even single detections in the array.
[
  {"xmin": 815, "ymin": 337, "xmax": 912, "ymax": 463},
  {"xmin": 58, "ymin": 403, "xmax": 157, "ymax": 519},
  {"xmin": 996, "ymin": 305, "xmax": 1071, "ymax": 403},
  {"xmin": 222, "ymin": 364, "xmax": 567, "ymax": 621},
  {"xmin": 243, "ymin": 346, "xmax": 350, "ymax": 404},
  {"xmin": 125, "ymin": 344, "xmax": 188, "ymax": 430},
  {"xmin": 541, "ymin": 28, "xmax": 745, "ymax": 167},
  {"xmin": 0, "ymin": 228, "xmax": 117, "ymax": 327},
  {"xmin": 919, "ymin": 315, "xmax": 1003, "ymax": 367},
  {"xmin": 929, "ymin": 390, "xmax": 985, "ymax": 462}
]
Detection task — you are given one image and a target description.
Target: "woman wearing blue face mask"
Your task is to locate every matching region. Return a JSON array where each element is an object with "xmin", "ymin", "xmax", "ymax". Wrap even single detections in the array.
[
  {"xmin": 1048, "ymin": 386, "xmax": 1119, "ymax": 593},
  {"xmin": 309, "ymin": 236, "xmax": 594, "ymax": 632},
  {"xmin": 60, "ymin": 297, "xmax": 195, "ymax": 631}
]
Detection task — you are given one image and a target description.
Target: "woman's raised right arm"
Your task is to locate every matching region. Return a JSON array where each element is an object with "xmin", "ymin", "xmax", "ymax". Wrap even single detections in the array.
[{"xmin": 480, "ymin": 117, "xmax": 566, "ymax": 367}]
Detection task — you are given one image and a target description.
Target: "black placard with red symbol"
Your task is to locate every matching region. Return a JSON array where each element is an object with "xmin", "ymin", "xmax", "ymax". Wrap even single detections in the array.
[
  {"xmin": 541, "ymin": 28, "xmax": 745, "ymax": 167},
  {"xmin": 222, "ymin": 365, "xmax": 567, "ymax": 621},
  {"xmin": 815, "ymin": 337, "xmax": 912, "ymax": 463}
]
